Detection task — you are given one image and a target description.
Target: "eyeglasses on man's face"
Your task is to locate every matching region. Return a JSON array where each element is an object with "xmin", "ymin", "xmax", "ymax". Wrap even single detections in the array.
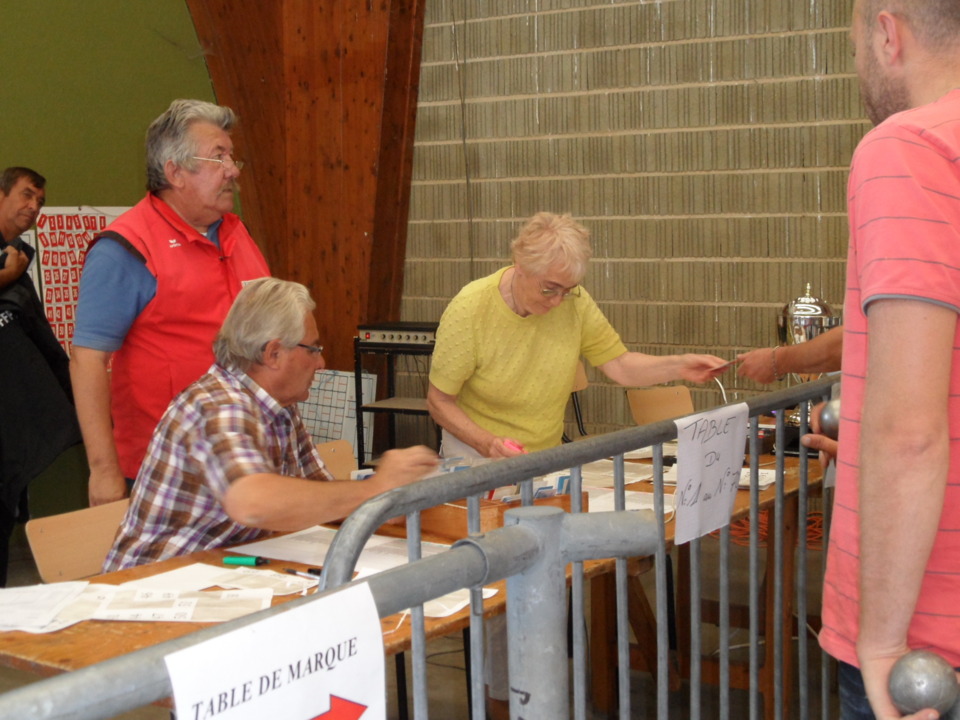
[
  {"xmin": 537, "ymin": 280, "xmax": 581, "ymax": 299},
  {"xmin": 296, "ymin": 343, "xmax": 324, "ymax": 356},
  {"xmin": 191, "ymin": 154, "xmax": 244, "ymax": 171}
]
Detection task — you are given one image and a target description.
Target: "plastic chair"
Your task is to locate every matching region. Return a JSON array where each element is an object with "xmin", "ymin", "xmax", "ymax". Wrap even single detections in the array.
[
  {"xmin": 625, "ymin": 384, "xmax": 694, "ymax": 425},
  {"xmin": 25, "ymin": 499, "xmax": 130, "ymax": 583}
]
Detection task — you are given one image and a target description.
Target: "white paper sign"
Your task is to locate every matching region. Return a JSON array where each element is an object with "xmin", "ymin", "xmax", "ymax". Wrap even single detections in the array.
[
  {"xmin": 165, "ymin": 582, "xmax": 384, "ymax": 720},
  {"xmin": 673, "ymin": 403, "xmax": 749, "ymax": 545}
]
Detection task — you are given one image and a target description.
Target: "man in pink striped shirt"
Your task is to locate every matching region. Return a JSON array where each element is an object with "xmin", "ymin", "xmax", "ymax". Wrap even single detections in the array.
[{"xmin": 819, "ymin": 1, "xmax": 960, "ymax": 717}]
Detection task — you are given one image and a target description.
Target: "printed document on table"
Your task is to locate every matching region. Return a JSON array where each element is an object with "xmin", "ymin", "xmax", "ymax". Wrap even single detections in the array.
[
  {"xmin": 577, "ymin": 459, "xmax": 655, "ymax": 487},
  {"xmin": 584, "ymin": 486, "xmax": 675, "ymax": 514},
  {"xmin": 1, "ymin": 583, "xmax": 273, "ymax": 633},
  {"xmin": 231, "ymin": 525, "xmax": 449, "ymax": 575},
  {"xmin": 661, "ymin": 466, "xmax": 776, "ymax": 489},
  {"xmin": 0, "ymin": 582, "xmax": 88, "ymax": 632},
  {"xmin": 122, "ymin": 563, "xmax": 315, "ymax": 596},
  {"xmin": 620, "ymin": 441, "xmax": 679, "ymax": 460},
  {"xmin": 92, "ymin": 587, "xmax": 273, "ymax": 623},
  {"xmin": 421, "ymin": 588, "xmax": 498, "ymax": 618}
]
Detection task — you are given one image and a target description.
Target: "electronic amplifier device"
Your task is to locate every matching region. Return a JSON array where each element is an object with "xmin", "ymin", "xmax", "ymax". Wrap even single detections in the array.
[{"xmin": 357, "ymin": 321, "xmax": 437, "ymax": 347}]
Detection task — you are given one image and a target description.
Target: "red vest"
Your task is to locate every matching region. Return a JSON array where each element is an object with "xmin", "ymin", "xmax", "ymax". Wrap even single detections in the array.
[{"xmin": 92, "ymin": 194, "xmax": 270, "ymax": 479}]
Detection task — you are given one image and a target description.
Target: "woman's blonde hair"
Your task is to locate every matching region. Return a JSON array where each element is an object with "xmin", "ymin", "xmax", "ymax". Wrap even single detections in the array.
[{"xmin": 510, "ymin": 212, "xmax": 592, "ymax": 280}]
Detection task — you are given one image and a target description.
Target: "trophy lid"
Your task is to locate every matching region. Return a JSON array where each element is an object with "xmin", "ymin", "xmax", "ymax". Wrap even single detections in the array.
[
  {"xmin": 778, "ymin": 283, "xmax": 840, "ymax": 346},
  {"xmin": 780, "ymin": 283, "xmax": 837, "ymax": 320}
]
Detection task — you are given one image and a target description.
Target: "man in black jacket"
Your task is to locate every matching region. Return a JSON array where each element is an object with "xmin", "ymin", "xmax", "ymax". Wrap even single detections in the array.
[{"xmin": 0, "ymin": 167, "xmax": 81, "ymax": 586}]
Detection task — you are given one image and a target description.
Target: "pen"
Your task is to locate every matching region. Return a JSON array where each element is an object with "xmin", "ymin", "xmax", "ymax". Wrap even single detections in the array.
[
  {"xmin": 223, "ymin": 556, "xmax": 269, "ymax": 566},
  {"xmin": 284, "ymin": 568, "xmax": 318, "ymax": 581}
]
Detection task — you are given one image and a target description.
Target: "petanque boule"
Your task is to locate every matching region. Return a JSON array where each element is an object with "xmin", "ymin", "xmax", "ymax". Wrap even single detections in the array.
[
  {"xmin": 889, "ymin": 650, "xmax": 959, "ymax": 715},
  {"xmin": 818, "ymin": 397, "xmax": 840, "ymax": 440}
]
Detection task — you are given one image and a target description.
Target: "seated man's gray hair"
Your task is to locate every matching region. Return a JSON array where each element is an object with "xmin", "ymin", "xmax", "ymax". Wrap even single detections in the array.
[{"xmin": 213, "ymin": 278, "xmax": 316, "ymax": 371}]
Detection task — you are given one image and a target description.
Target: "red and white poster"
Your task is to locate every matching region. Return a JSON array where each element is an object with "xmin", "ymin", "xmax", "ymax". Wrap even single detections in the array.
[{"xmin": 32, "ymin": 206, "xmax": 129, "ymax": 353}]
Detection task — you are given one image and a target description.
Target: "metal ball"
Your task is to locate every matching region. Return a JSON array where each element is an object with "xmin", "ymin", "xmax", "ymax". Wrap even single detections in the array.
[
  {"xmin": 818, "ymin": 398, "xmax": 840, "ymax": 440},
  {"xmin": 889, "ymin": 650, "xmax": 959, "ymax": 715}
]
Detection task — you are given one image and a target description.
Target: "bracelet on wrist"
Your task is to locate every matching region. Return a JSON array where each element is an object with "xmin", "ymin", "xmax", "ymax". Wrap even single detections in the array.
[{"xmin": 771, "ymin": 346, "xmax": 786, "ymax": 381}]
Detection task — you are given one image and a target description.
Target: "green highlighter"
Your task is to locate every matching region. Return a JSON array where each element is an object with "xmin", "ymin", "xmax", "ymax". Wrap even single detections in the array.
[{"xmin": 223, "ymin": 556, "xmax": 268, "ymax": 566}]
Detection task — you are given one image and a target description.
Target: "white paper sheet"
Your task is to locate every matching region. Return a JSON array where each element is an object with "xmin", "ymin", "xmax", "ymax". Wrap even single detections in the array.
[
  {"xmin": 421, "ymin": 587, "xmax": 498, "ymax": 618},
  {"xmin": 673, "ymin": 403, "xmax": 750, "ymax": 545},
  {"xmin": 0, "ymin": 582, "xmax": 274, "ymax": 633},
  {"xmin": 577, "ymin": 459, "xmax": 655, "ymax": 487},
  {"xmin": 92, "ymin": 587, "xmax": 273, "ymax": 623},
  {"xmin": 121, "ymin": 562, "xmax": 231, "ymax": 592},
  {"xmin": 120, "ymin": 563, "xmax": 316, "ymax": 596},
  {"xmin": 584, "ymin": 487, "xmax": 675, "ymax": 514},
  {"xmin": 231, "ymin": 526, "xmax": 449, "ymax": 576},
  {"xmin": 212, "ymin": 566, "xmax": 317, "ymax": 596},
  {"xmin": 620, "ymin": 441, "xmax": 679, "ymax": 460},
  {"xmin": 660, "ymin": 466, "xmax": 776, "ymax": 490},
  {"xmin": 165, "ymin": 582, "xmax": 385, "ymax": 720},
  {"xmin": 0, "ymin": 582, "xmax": 88, "ymax": 632}
]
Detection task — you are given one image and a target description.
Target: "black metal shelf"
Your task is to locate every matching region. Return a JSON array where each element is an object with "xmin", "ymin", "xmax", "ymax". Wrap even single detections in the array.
[{"xmin": 353, "ymin": 323, "xmax": 437, "ymax": 467}]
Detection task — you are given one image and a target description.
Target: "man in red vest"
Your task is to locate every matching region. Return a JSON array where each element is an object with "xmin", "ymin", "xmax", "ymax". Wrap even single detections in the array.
[{"xmin": 71, "ymin": 99, "xmax": 269, "ymax": 507}]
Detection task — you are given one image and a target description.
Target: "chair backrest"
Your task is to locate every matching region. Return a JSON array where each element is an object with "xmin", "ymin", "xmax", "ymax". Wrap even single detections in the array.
[
  {"xmin": 626, "ymin": 385, "xmax": 695, "ymax": 426},
  {"xmin": 25, "ymin": 499, "xmax": 130, "ymax": 583},
  {"xmin": 572, "ymin": 360, "xmax": 589, "ymax": 393},
  {"xmin": 316, "ymin": 439, "xmax": 358, "ymax": 479}
]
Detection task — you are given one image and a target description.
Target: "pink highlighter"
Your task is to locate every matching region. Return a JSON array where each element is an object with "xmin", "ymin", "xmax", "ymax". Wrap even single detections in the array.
[{"xmin": 503, "ymin": 439, "xmax": 527, "ymax": 454}]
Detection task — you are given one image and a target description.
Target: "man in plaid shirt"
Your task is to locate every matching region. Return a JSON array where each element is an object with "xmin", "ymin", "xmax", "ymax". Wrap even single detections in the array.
[{"xmin": 104, "ymin": 278, "xmax": 437, "ymax": 571}]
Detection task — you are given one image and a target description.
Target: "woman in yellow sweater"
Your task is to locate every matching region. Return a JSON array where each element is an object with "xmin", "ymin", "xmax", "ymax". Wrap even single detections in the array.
[{"xmin": 427, "ymin": 211, "xmax": 730, "ymax": 460}]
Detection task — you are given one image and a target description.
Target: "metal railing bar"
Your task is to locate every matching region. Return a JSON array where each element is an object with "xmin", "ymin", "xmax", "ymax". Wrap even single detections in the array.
[
  {"xmin": 654, "ymin": 442, "xmax": 669, "ymax": 720},
  {"xmin": 321, "ymin": 376, "xmax": 836, "ymax": 590}
]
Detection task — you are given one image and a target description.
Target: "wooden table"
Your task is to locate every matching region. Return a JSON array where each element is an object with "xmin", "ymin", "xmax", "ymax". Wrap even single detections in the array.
[
  {"xmin": 589, "ymin": 454, "xmax": 823, "ymax": 719},
  {"xmin": 0, "ymin": 547, "xmax": 508, "ymax": 666}
]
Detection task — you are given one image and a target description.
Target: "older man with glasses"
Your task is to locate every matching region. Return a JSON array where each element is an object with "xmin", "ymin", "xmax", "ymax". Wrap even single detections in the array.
[
  {"xmin": 103, "ymin": 278, "xmax": 437, "ymax": 571},
  {"xmin": 71, "ymin": 99, "xmax": 270, "ymax": 508},
  {"xmin": 427, "ymin": 211, "xmax": 731, "ymax": 461}
]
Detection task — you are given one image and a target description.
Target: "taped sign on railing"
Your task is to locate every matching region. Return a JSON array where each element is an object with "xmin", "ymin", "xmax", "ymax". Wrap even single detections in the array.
[
  {"xmin": 164, "ymin": 582, "xmax": 384, "ymax": 720},
  {"xmin": 673, "ymin": 403, "xmax": 749, "ymax": 545}
]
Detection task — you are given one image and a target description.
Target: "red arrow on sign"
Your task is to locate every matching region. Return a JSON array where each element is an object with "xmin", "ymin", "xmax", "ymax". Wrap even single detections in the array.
[{"xmin": 312, "ymin": 695, "xmax": 367, "ymax": 720}]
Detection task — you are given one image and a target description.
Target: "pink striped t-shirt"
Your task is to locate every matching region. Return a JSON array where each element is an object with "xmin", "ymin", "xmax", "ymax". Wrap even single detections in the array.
[{"xmin": 820, "ymin": 89, "xmax": 960, "ymax": 667}]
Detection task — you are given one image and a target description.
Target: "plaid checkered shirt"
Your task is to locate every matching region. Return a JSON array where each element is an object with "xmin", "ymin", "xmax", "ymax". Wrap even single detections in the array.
[{"xmin": 103, "ymin": 363, "xmax": 332, "ymax": 571}]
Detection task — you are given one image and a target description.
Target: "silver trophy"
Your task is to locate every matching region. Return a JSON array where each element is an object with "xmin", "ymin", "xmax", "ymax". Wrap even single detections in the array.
[
  {"xmin": 778, "ymin": 283, "xmax": 840, "ymax": 384},
  {"xmin": 778, "ymin": 283, "xmax": 840, "ymax": 430}
]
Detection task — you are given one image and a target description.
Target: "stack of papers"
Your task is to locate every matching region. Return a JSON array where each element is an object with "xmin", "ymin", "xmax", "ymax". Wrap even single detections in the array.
[{"xmin": 0, "ymin": 563, "xmax": 295, "ymax": 634}]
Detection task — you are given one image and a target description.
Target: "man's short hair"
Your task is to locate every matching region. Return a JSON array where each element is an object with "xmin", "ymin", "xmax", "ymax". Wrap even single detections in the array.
[
  {"xmin": 145, "ymin": 99, "xmax": 237, "ymax": 194},
  {"xmin": 213, "ymin": 278, "xmax": 316, "ymax": 371},
  {"xmin": 0, "ymin": 167, "xmax": 46, "ymax": 195},
  {"xmin": 858, "ymin": 0, "xmax": 960, "ymax": 51}
]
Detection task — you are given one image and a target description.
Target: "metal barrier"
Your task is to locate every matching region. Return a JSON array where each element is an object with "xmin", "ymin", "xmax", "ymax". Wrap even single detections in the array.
[{"xmin": 0, "ymin": 377, "xmax": 838, "ymax": 720}]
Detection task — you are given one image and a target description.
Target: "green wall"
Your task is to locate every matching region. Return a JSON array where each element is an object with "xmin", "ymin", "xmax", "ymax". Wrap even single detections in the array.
[
  {"xmin": 0, "ymin": 1, "xmax": 215, "ymax": 206},
  {"xmin": 2, "ymin": 1, "xmax": 214, "ymax": 524}
]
